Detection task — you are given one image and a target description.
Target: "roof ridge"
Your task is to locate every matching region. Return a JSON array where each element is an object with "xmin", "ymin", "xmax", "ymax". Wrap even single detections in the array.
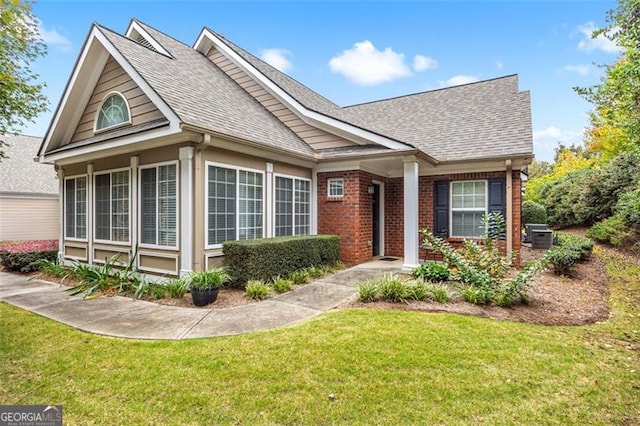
[
  {"xmin": 205, "ymin": 27, "xmax": 340, "ymax": 112},
  {"xmin": 97, "ymin": 23, "xmax": 172, "ymax": 58},
  {"xmin": 133, "ymin": 19, "xmax": 193, "ymax": 49},
  {"xmin": 343, "ymin": 74, "xmax": 520, "ymax": 109}
]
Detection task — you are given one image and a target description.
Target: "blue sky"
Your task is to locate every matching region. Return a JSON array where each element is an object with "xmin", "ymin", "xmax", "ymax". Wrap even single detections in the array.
[{"xmin": 26, "ymin": 0, "xmax": 620, "ymax": 162}]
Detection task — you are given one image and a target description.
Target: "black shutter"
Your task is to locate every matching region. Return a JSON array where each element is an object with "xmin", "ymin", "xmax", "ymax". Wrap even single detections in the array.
[
  {"xmin": 434, "ymin": 180, "xmax": 449, "ymax": 237},
  {"xmin": 488, "ymin": 178, "xmax": 506, "ymax": 217}
]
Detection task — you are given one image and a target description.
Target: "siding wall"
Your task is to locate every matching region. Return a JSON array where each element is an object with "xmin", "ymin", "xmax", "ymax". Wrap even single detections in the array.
[
  {"xmin": 0, "ymin": 197, "xmax": 58, "ymax": 241},
  {"xmin": 208, "ymin": 49, "xmax": 357, "ymax": 151},
  {"xmin": 70, "ymin": 57, "xmax": 165, "ymax": 143}
]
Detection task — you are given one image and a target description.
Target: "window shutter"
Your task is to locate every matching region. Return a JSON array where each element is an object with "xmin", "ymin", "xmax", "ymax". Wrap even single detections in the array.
[
  {"xmin": 434, "ymin": 180, "xmax": 449, "ymax": 237},
  {"xmin": 488, "ymin": 178, "xmax": 506, "ymax": 217}
]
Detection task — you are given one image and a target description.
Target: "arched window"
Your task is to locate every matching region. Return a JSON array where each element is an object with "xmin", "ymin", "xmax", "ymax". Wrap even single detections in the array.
[{"xmin": 95, "ymin": 92, "xmax": 130, "ymax": 131}]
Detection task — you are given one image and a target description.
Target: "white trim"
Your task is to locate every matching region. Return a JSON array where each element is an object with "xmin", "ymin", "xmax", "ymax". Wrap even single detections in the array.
[
  {"xmin": 449, "ymin": 180, "xmax": 489, "ymax": 239},
  {"xmin": 86, "ymin": 164, "xmax": 94, "ymax": 265},
  {"xmin": 327, "ymin": 178, "xmax": 344, "ymax": 198},
  {"xmin": 311, "ymin": 168, "xmax": 318, "ymax": 235},
  {"xmin": 137, "ymin": 250, "xmax": 179, "ymax": 276},
  {"xmin": 137, "ymin": 160, "xmax": 180, "ymax": 251},
  {"xmin": 94, "ymin": 91, "xmax": 132, "ymax": 133},
  {"xmin": 63, "ymin": 173, "xmax": 88, "ymax": 242},
  {"xmin": 402, "ymin": 158, "xmax": 419, "ymax": 270},
  {"xmin": 273, "ymin": 173, "xmax": 312, "ymax": 237},
  {"xmin": 57, "ymin": 169, "xmax": 65, "ymax": 262},
  {"xmin": 194, "ymin": 29, "xmax": 410, "ymax": 151},
  {"xmin": 0, "ymin": 193, "xmax": 58, "ymax": 200},
  {"xmin": 204, "ymin": 161, "xmax": 266, "ymax": 250},
  {"xmin": 179, "ymin": 147, "xmax": 193, "ymax": 276},
  {"xmin": 93, "ymin": 166, "xmax": 132, "ymax": 245},
  {"xmin": 265, "ymin": 162, "xmax": 274, "ymax": 238},
  {"xmin": 130, "ymin": 156, "xmax": 139, "ymax": 271},
  {"xmin": 39, "ymin": 25, "xmax": 180, "ymax": 161},
  {"xmin": 124, "ymin": 21, "xmax": 173, "ymax": 58},
  {"xmin": 372, "ymin": 180, "xmax": 385, "ymax": 257}
]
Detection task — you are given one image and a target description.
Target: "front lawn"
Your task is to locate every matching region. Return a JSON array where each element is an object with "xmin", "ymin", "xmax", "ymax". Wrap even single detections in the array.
[{"xmin": 1, "ymin": 250, "xmax": 638, "ymax": 424}]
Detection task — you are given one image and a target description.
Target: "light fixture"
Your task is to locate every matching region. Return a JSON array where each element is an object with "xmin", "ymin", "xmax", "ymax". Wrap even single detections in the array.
[{"xmin": 367, "ymin": 185, "xmax": 375, "ymax": 194}]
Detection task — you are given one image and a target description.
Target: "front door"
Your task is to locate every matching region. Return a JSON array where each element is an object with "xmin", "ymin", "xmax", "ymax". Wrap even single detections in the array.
[{"xmin": 372, "ymin": 183, "xmax": 380, "ymax": 256}]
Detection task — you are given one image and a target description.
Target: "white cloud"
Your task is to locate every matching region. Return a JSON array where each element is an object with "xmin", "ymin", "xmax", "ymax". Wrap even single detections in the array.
[
  {"xmin": 577, "ymin": 21, "xmax": 622, "ymax": 54},
  {"xmin": 560, "ymin": 64, "xmax": 591, "ymax": 76},
  {"xmin": 496, "ymin": 60, "xmax": 504, "ymax": 70},
  {"xmin": 329, "ymin": 40, "xmax": 411, "ymax": 86},
  {"xmin": 438, "ymin": 75, "xmax": 479, "ymax": 87},
  {"xmin": 413, "ymin": 54, "xmax": 438, "ymax": 72},
  {"xmin": 260, "ymin": 48, "xmax": 293, "ymax": 72},
  {"xmin": 37, "ymin": 19, "xmax": 71, "ymax": 52},
  {"xmin": 532, "ymin": 126, "xmax": 582, "ymax": 162}
]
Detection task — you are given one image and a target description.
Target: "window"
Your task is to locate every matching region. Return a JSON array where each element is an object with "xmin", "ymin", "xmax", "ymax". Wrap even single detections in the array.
[
  {"xmin": 95, "ymin": 170, "xmax": 130, "ymax": 242},
  {"xmin": 95, "ymin": 92, "xmax": 130, "ymax": 131},
  {"xmin": 275, "ymin": 176, "xmax": 311, "ymax": 237},
  {"xmin": 141, "ymin": 163, "xmax": 177, "ymax": 248},
  {"xmin": 327, "ymin": 178, "xmax": 344, "ymax": 197},
  {"xmin": 206, "ymin": 164, "xmax": 263, "ymax": 247},
  {"xmin": 451, "ymin": 181, "xmax": 487, "ymax": 238},
  {"xmin": 65, "ymin": 176, "xmax": 87, "ymax": 239}
]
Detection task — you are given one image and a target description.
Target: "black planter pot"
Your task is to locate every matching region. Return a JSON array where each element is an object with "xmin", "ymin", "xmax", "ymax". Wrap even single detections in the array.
[{"xmin": 191, "ymin": 287, "xmax": 220, "ymax": 307}]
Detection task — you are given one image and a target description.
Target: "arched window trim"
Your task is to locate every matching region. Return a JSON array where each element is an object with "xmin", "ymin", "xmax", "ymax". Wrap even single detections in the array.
[{"xmin": 94, "ymin": 91, "xmax": 132, "ymax": 133}]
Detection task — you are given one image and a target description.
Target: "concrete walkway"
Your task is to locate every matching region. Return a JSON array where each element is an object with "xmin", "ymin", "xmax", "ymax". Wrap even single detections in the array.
[{"xmin": 0, "ymin": 259, "xmax": 403, "ymax": 340}]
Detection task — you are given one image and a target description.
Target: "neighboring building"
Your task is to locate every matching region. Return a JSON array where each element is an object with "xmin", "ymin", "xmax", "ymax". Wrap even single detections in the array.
[
  {"xmin": 1, "ymin": 134, "xmax": 58, "ymax": 241},
  {"xmin": 38, "ymin": 19, "xmax": 533, "ymax": 277}
]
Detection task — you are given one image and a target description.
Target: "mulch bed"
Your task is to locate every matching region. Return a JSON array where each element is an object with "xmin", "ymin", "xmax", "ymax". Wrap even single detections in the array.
[{"xmin": 343, "ymin": 244, "xmax": 611, "ymax": 326}]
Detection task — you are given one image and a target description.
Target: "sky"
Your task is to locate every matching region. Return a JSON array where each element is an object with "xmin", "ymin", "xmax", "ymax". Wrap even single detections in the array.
[{"xmin": 24, "ymin": 0, "xmax": 621, "ymax": 163}]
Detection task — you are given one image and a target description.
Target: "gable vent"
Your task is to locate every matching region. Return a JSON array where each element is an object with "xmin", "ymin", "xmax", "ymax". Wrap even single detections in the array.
[{"xmin": 135, "ymin": 33, "xmax": 158, "ymax": 52}]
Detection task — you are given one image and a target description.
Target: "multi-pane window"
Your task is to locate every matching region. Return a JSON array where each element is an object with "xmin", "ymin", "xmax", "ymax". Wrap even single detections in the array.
[
  {"xmin": 451, "ymin": 181, "xmax": 487, "ymax": 238},
  {"xmin": 328, "ymin": 178, "xmax": 344, "ymax": 197},
  {"xmin": 275, "ymin": 176, "xmax": 311, "ymax": 237},
  {"xmin": 96, "ymin": 93, "xmax": 130, "ymax": 131},
  {"xmin": 141, "ymin": 164, "xmax": 177, "ymax": 247},
  {"xmin": 95, "ymin": 170, "xmax": 130, "ymax": 242},
  {"xmin": 207, "ymin": 164, "xmax": 263, "ymax": 246},
  {"xmin": 65, "ymin": 176, "xmax": 87, "ymax": 239}
]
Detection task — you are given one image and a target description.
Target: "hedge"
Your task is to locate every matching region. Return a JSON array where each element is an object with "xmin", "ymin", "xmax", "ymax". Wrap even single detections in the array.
[
  {"xmin": 522, "ymin": 200, "xmax": 547, "ymax": 226},
  {"xmin": 222, "ymin": 235, "xmax": 340, "ymax": 286},
  {"xmin": 0, "ymin": 240, "xmax": 58, "ymax": 273},
  {"xmin": 544, "ymin": 233, "xmax": 594, "ymax": 276}
]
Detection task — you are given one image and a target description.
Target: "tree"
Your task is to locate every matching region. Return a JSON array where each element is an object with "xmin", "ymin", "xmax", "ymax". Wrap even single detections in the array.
[{"xmin": 0, "ymin": 0, "xmax": 48, "ymax": 159}]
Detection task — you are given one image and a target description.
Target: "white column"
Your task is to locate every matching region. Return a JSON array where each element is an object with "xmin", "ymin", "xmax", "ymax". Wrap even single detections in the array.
[
  {"xmin": 311, "ymin": 168, "xmax": 318, "ymax": 235},
  {"xmin": 506, "ymin": 160, "xmax": 513, "ymax": 254},
  {"xmin": 402, "ymin": 156, "xmax": 420, "ymax": 270},
  {"xmin": 57, "ymin": 167, "xmax": 64, "ymax": 263},
  {"xmin": 129, "ymin": 156, "xmax": 138, "ymax": 270},
  {"xmin": 179, "ymin": 146, "xmax": 194, "ymax": 276},
  {"xmin": 87, "ymin": 164, "xmax": 94, "ymax": 265},
  {"xmin": 265, "ymin": 162, "xmax": 274, "ymax": 238}
]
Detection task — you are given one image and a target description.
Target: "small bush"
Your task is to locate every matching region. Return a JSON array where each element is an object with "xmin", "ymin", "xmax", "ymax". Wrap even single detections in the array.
[
  {"xmin": 0, "ymin": 249, "xmax": 58, "ymax": 272},
  {"xmin": 39, "ymin": 259, "xmax": 70, "ymax": 277},
  {"xmin": 305, "ymin": 266, "xmax": 324, "ymax": 279},
  {"xmin": 378, "ymin": 275, "xmax": 409, "ymax": 303},
  {"xmin": 132, "ymin": 280, "xmax": 151, "ymax": 300},
  {"xmin": 404, "ymin": 280, "xmax": 428, "ymax": 301},
  {"xmin": 151, "ymin": 284, "xmax": 167, "ymax": 300},
  {"xmin": 545, "ymin": 233, "xmax": 594, "ymax": 275},
  {"xmin": 458, "ymin": 284, "xmax": 492, "ymax": 305},
  {"xmin": 522, "ymin": 200, "xmax": 548, "ymax": 225},
  {"xmin": 426, "ymin": 283, "xmax": 452, "ymax": 303},
  {"xmin": 245, "ymin": 280, "xmax": 271, "ymax": 300},
  {"xmin": 587, "ymin": 215, "xmax": 630, "ymax": 246},
  {"xmin": 289, "ymin": 270, "xmax": 311, "ymax": 285},
  {"xmin": 272, "ymin": 277, "xmax": 293, "ymax": 293},
  {"xmin": 223, "ymin": 235, "xmax": 339, "ymax": 286},
  {"xmin": 412, "ymin": 262, "xmax": 451, "ymax": 282},
  {"xmin": 357, "ymin": 280, "xmax": 379, "ymax": 302},
  {"xmin": 164, "ymin": 279, "xmax": 188, "ymax": 299}
]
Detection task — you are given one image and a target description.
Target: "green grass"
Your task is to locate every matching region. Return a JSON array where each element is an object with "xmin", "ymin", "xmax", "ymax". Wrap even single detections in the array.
[{"xmin": 1, "ymin": 250, "xmax": 639, "ymax": 424}]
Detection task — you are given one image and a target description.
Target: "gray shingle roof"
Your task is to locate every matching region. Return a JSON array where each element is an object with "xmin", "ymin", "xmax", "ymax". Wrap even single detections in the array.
[
  {"xmin": 340, "ymin": 76, "xmax": 533, "ymax": 162},
  {"xmin": 98, "ymin": 23, "xmax": 314, "ymax": 157},
  {"xmin": 1, "ymin": 134, "xmax": 58, "ymax": 195}
]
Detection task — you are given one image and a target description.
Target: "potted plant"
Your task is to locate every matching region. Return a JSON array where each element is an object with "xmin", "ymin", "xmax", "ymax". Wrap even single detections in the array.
[{"xmin": 189, "ymin": 268, "xmax": 230, "ymax": 306}]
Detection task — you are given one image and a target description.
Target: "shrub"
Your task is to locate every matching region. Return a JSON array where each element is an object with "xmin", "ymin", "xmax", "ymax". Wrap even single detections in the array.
[
  {"xmin": 223, "ymin": 235, "xmax": 339, "ymax": 285},
  {"xmin": 460, "ymin": 240, "xmax": 512, "ymax": 280},
  {"xmin": 540, "ymin": 170, "xmax": 592, "ymax": 227},
  {"xmin": 458, "ymin": 284, "xmax": 492, "ymax": 305},
  {"xmin": 132, "ymin": 279, "xmax": 151, "ymax": 300},
  {"xmin": 587, "ymin": 215, "xmax": 630, "ymax": 246},
  {"xmin": 426, "ymin": 283, "xmax": 452, "ymax": 303},
  {"xmin": 305, "ymin": 266, "xmax": 324, "ymax": 279},
  {"xmin": 66, "ymin": 253, "xmax": 137, "ymax": 298},
  {"xmin": 494, "ymin": 258, "xmax": 547, "ymax": 307},
  {"xmin": 378, "ymin": 275, "xmax": 409, "ymax": 303},
  {"xmin": 357, "ymin": 280, "xmax": 379, "ymax": 302},
  {"xmin": 289, "ymin": 269, "xmax": 311, "ymax": 285},
  {"xmin": 272, "ymin": 277, "xmax": 293, "ymax": 293},
  {"xmin": 0, "ymin": 241, "xmax": 58, "ymax": 272},
  {"xmin": 522, "ymin": 200, "xmax": 547, "ymax": 225},
  {"xmin": 245, "ymin": 280, "xmax": 271, "ymax": 300},
  {"xmin": 38, "ymin": 259, "xmax": 70, "ymax": 277},
  {"xmin": 545, "ymin": 233, "xmax": 594, "ymax": 275},
  {"xmin": 151, "ymin": 284, "xmax": 167, "ymax": 300},
  {"xmin": 616, "ymin": 185, "xmax": 640, "ymax": 227},
  {"xmin": 164, "ymin": 279, "xmax": 188, "ymax": 299},
  {"xmin": 412, "ymin": 262, "xmax": 451, "ymax": 282}
]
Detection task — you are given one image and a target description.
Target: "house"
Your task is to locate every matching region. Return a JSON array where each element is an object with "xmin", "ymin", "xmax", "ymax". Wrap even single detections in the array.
[
  {"xmin": 1, "ymin": 134, "xmax": 58, "ymax": 241},
  {"xmin": 37, "ymin": 19, "xmax": 533, "ymax": 277}
]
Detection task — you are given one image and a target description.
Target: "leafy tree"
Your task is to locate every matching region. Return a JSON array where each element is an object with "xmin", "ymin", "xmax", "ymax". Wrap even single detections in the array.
[{"xmin": 0, "ymin": 0, "xmax": 48, "ymax": 159}]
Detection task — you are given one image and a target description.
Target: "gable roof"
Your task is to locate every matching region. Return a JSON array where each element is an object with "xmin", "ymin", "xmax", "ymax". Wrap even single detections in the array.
[{"xmin": 1, "ymin": 134, "xmax": 57, "ymax": 195}]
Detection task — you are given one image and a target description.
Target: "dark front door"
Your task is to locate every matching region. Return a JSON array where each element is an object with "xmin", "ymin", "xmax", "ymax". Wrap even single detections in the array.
[{"xmin": 372, "ymin": 183, "xmax": 380, "ymax": 256}]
